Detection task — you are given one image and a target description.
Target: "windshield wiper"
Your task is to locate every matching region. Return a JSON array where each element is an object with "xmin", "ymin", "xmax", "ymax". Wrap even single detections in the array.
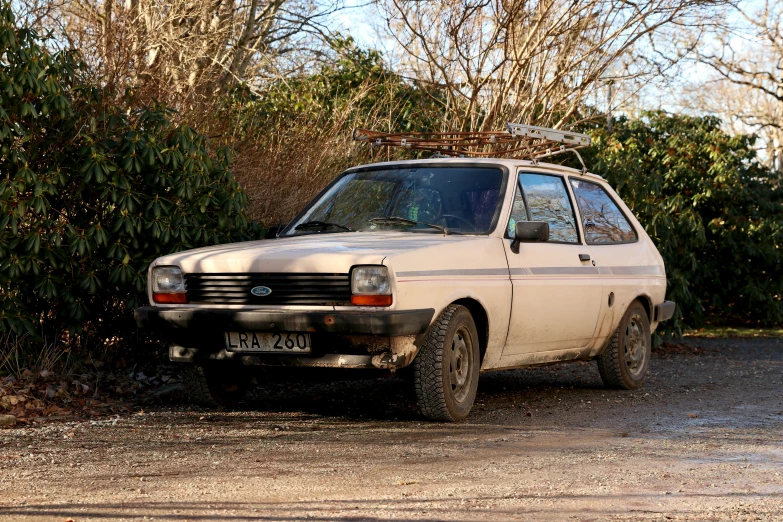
[
  {"xmin": 294, "ymin": 220, "xmax": 352, "ymax": 232},
  {"xmin": 369, "ymin": 216, "xmax": 451, "ymax": 235}
]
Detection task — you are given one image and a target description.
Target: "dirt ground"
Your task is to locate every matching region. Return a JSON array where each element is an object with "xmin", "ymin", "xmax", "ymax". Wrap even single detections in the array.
[{"xmin": 1, "ymin": 337, "xmax": 782, "ymax": 521}]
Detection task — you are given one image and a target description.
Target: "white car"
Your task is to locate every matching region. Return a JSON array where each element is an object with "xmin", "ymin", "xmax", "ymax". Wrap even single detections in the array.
[{"xmin": 136, "ymin": 128, "xmax": 674, "ymax": 421}]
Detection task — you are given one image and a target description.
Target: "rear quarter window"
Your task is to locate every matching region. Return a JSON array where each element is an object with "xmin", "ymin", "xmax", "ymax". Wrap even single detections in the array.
[{"xmin": 569, "ymin": 179, "xmax": 637, "ymax": 244}]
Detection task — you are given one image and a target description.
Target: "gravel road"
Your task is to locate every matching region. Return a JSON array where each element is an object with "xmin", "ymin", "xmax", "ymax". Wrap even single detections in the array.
[{"xmin": 1, "ymin": 337, "xmax": 782, "ymax": 521}]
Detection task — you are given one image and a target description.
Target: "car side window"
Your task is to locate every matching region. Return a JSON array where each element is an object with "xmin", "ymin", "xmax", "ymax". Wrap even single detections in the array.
[
  {"xmin": 569, "ymin": 179, "xmax": 637, "ymax": 244},
  {"xmin": 506, "ymin": 183, "xmax": 529, "ymax": 237},
  {"xmin": 518, "ymin": 173, "xmax": 579, "ymax": 243}
]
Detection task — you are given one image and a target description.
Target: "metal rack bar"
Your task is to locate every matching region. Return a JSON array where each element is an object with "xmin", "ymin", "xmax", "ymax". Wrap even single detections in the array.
[{"xmin": 352, "ymin": 123, "xmax": 591, "ymax": 161}]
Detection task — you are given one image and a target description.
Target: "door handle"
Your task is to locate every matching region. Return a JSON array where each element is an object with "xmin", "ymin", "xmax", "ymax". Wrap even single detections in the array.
[{"xmin": 578, "ymin": 253, "xmax": 591, "ymax": 262}]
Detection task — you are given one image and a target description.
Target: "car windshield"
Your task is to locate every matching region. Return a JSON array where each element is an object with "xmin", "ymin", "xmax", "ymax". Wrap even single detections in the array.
[{"xmin": 284, "ymin": 166, "xmax": 505, "ymax": 236}]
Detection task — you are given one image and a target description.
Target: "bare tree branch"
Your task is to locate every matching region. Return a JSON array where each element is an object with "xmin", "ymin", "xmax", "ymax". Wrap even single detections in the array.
[
  {"xmin": 687, "ymin": 0, "xmax": 783, "ymax": 171},
  {"xmin": 14, "ymin": 0, "xmax": 345, "ymax": 110},
  {"xmin": 378, "ymin": 0, "xmax": 721, "ymax": 132}
]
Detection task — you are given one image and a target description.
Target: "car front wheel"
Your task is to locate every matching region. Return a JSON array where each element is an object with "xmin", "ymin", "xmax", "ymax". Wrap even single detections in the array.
[
  {"xmin": 414, "ymin": 304, "xmax": 480, "ymax": 422},
  {"xmin": 597, "ymin": 300, "xmax": 651, "ymax": 390}
]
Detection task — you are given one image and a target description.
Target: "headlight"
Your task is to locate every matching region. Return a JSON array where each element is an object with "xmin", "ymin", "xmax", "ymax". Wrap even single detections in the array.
[
  {"xmin": 351, "ymin": 266, "xmax": 392, "ymax": 306},
  {"xmin": 151, "ymin": 266, "xmax": 188, "ymax": 304},
  {"xmin": 351, "ymin": 266, "xmax": 391, "ymax": 294}
]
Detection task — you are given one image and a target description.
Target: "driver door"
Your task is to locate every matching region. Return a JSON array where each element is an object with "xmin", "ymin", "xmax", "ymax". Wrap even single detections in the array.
[{"xmin": 501, "ymin": 172, "xmax": 602, "ymax": 356}]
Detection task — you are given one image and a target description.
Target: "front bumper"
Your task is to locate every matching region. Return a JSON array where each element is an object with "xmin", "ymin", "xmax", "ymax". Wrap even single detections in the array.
[
  {"xmin": 135, "ymin": 307, "xmax": 433, "ymax": 369},
  {"xmin": 134, "ymin": 306, "xmax": 435, "ymax": 336}
]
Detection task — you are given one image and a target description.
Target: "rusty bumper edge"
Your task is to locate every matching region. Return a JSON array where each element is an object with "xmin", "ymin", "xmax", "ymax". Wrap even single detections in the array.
[
  {"xmin": 135, "ymin": 307, "xmax": 434, "ymax": 337},
  {"xmin": 169, "ymin": 346, "xmax": 379, "ymax": 368}
]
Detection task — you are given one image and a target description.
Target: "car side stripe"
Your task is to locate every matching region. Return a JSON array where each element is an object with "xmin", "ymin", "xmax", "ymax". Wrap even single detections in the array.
[
  {"xmin": 528, "ymin": 267, "xmax": 599, "ymax": 275},
  {"xmin": 396, "ymin": 268, "xmax": 510, "ymax": 277},
  {"xmin": 396, "ymin": 265, "xmax": 664, "ymax": 278},
  {"xmin": 608, "ymin": 265, "xmax": 665, "ymax": 276}
]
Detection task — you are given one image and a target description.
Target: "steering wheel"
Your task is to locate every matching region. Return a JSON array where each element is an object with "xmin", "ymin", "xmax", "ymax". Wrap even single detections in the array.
[{"xmin": 439, "ymin": 214, "xmax": 475, "ymax": 229}]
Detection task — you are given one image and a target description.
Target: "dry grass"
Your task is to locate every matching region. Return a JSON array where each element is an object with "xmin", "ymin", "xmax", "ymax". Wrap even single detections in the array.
[
  {"xmin": 231, "ymin": 114, "xmax": 368, "ymax": 225},
  {"xmin": 684, "ymin": 326, "xmax": 783, "ymax": 339},
  {"xmin": 0, "ymin": 332, "xmax": 185, "ymax": 423},
  {"xmin": 226, "ymin": 79, "xmax": 428, "ymax": 226},
  {"xmin": 0, "ymin": 331, "xmax": 67, "ymax": 380}
]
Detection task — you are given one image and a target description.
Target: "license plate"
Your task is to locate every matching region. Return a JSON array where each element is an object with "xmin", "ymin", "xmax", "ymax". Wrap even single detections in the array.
[{"xmin": 224, "ymin": 332, "xmax": 311, "ymax": 353}]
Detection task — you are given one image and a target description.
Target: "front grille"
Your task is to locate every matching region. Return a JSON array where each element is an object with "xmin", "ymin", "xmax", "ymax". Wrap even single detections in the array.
[{"xmin": 184, "ymin": 273, "xmax": 352, "ymax": 306}]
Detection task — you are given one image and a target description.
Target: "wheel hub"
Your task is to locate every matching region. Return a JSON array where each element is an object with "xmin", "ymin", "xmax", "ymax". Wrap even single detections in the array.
[
  {"xmin": 624, "ymin": 314, "xmax": 647, "ymax": 376},
  {"xmin": 449, "ymin": 328, "xmax": 472, "ymax": 402}
]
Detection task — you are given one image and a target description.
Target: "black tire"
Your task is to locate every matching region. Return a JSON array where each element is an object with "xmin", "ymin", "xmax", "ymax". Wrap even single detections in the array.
[
  {"xmin": 183, "ymin": 363, "xmax": 252, "ymax": 409},
  {"xmin": 414, "ymin": 304, "xmax": 480, "ymax": 422},
  {"xmin": 597, "ymin": 300, "xmax": 651, "ymax": 390}
]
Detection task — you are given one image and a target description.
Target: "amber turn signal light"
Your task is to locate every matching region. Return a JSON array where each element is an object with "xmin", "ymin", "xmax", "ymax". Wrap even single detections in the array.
[
  {"xmin": 152, "ymin": 292, "xmax": 188, "ymax": 304},
  {"xmin": 351, "ymin": 294, "xmax": 392, "ymax": 306}
]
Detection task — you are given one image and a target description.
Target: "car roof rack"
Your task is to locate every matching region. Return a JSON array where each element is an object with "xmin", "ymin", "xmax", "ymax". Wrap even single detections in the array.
[{"xmin": 352, "ymin": 123, "xmax": 591, "ymax": 173}]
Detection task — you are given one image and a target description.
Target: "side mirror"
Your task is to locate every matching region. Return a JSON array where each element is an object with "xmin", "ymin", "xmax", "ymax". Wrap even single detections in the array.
[{"xmin": 511, "ymin": 221, "xmax": 549, "ymax": 253}]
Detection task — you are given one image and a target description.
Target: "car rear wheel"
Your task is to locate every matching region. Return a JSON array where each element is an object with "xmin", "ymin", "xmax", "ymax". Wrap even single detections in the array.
[
  {"xmin": 597, "ymin": 300, "xmax": 651, "ymax": 390},
  {"xmin": 414, "ymin": 304, "xmax": 480, "ymax": 422},
  {"xmin": 183, "ymin": 363, "xmax": 252, "ymax": 409}
]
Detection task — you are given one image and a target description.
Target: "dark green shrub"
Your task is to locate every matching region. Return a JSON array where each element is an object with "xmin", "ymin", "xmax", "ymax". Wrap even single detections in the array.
[
  {"xmin": 0, "ymin": 2, "xmax": 260, "ymax": 352},
  {"xmin": 580, "ymin": 112, "xmax": 783, "ymax": 335},
  {"xmin": 228, "ymin": 37, "xmax": 447, "ymax": 135}
]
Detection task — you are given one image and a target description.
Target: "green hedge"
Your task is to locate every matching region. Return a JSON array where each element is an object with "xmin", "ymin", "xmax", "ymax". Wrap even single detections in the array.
[
  {"xmin": 0, "ymin": 3, "xmax": 260, "ymax": 349},
  {"xmin": 583, "ymin": 112, "xmax": 783, "ymax": 335}
]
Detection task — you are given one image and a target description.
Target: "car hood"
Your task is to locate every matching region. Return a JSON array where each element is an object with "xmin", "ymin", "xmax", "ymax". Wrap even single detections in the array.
[{"xmin": 153, "ymin": 232, "xmax": 481, "ymax": 274}]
